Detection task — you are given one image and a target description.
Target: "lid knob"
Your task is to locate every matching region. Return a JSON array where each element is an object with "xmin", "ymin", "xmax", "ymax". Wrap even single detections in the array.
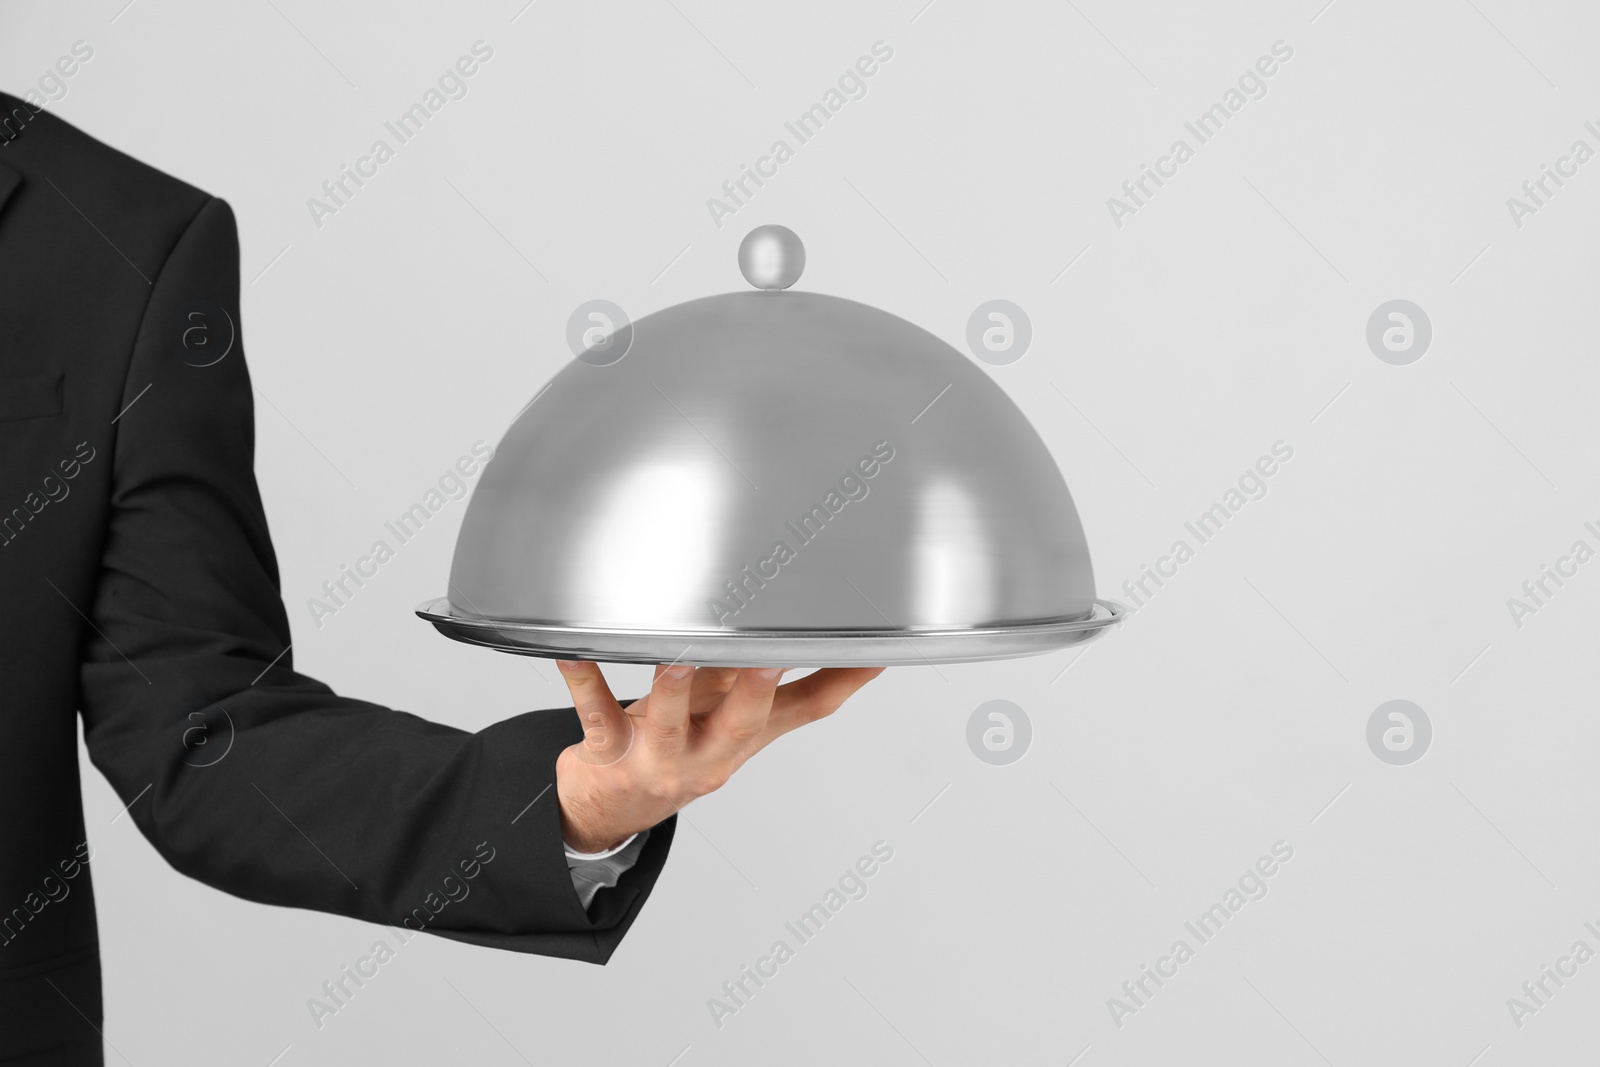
[{"xmin": 738, "ymin": 225, "xmax": 805, "ymax": 290}]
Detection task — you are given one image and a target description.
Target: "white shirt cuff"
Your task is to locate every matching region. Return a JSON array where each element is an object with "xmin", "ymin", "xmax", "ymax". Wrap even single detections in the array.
[{"xmin": 563, "ymin": 832, "xmax": 639, "ymax": 862}]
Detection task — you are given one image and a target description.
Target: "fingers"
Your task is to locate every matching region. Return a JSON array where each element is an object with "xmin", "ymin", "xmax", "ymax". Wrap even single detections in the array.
[
  {"xmin": 689, "ymin": 666, "xmax": 740, "ymax": 716},
  {"xmin": 644, "ymin": 663, "xmax": 695, "ymax": 758},
  {"xmin": 557, "ymin": 660, "xmax": 630, "ymax": 765},
  {"xmin": 704, "ymin": 667, "xmax": 785, "ymax": 754},
  {"xmin": 767, "ymin": 667, "xmax": 886, "ymax": 737}
]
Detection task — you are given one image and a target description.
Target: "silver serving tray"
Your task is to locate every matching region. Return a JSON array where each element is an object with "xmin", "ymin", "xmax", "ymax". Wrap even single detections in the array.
[{"xmin": 415, "ymin": 597, "xmax": 1125, "ymax": 667}]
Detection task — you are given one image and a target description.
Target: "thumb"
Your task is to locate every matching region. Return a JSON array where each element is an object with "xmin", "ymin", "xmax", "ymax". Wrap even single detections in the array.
[
  {"xmin": 556, "ymin": 660, "xmax": 635, "ymax": 767},
  {"xmin": 572, "ymin": 695, "xmax": 635, "ymax": 768}
]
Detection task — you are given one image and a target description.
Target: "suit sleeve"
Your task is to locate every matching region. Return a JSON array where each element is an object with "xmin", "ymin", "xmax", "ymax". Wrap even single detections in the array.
[{"xmin": 78, "ymin": 196, "xmax": 674, "ymax": 964}]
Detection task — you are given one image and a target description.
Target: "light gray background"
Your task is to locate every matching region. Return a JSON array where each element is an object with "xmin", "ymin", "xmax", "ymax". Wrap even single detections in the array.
[{"xmin": 5, "ymin": 0, "xmax": 1597, "ymax": 1063}]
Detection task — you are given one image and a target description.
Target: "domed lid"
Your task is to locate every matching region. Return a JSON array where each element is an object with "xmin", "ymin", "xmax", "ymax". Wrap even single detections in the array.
[{"xmin": 419, "ymin": 226, "xmax": 1121, "ymax": 665}]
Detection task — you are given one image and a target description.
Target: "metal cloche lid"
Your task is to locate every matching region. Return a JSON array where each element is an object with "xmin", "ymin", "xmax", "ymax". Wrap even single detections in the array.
[{"xmin": 418, "ymin": 225, "xmax": 1123, "ymax": 666}]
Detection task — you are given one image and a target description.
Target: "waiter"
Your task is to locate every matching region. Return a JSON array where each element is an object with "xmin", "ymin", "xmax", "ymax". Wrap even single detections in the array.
[{"xmin": 0, "ymin": 92, "xmax": 882, "ymax": 1064}]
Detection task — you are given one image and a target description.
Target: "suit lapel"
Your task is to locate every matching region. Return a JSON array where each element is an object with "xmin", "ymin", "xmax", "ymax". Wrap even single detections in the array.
[{"xmin": 0, "ymin": 161, "xmax": 21, "ymax": 223}]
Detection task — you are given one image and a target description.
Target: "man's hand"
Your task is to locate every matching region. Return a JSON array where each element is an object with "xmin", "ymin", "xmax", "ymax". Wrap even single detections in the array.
[{"xmin": 553, "ymin": 662, "xmax": 885, "ymax": 853}]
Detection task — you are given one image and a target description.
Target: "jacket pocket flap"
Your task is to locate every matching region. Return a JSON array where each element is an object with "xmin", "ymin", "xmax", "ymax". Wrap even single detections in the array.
[{"xmin": 0, "ymin": 372, "xmax": 63, "ymax": 422}]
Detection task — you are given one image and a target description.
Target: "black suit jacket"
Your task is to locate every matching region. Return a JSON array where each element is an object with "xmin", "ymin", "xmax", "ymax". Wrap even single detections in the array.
[{"xmin": 0, "ymin": 94, "xmax": 673, "ymax": 1064}]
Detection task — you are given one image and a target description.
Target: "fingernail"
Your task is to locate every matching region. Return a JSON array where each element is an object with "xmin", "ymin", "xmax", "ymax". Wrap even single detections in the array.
[
  {"xmin": 558, "ymin": 659, "xmax": 582, "ymax": 671},
  {"xmin": 665, "ymin": 664, "xmax": 692, "ymax": 679},
  {"xmin": 757, "ymin": 667, "xmax": 783, "ymax": 680}
]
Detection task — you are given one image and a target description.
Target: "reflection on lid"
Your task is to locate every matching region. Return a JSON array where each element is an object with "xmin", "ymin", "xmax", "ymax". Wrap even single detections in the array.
[
  {"xmin": 913, "ymin": 479, "xmax": 993, "ymax": 627},
  {"xmin": 570, "ymin": 461, "xmax": 726, "ymax": 626}
]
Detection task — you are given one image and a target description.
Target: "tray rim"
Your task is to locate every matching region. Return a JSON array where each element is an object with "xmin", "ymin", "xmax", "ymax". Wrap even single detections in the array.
[{"xmin": 414, "ymin": 596, "xmax": 1127, "ymax": 665}]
